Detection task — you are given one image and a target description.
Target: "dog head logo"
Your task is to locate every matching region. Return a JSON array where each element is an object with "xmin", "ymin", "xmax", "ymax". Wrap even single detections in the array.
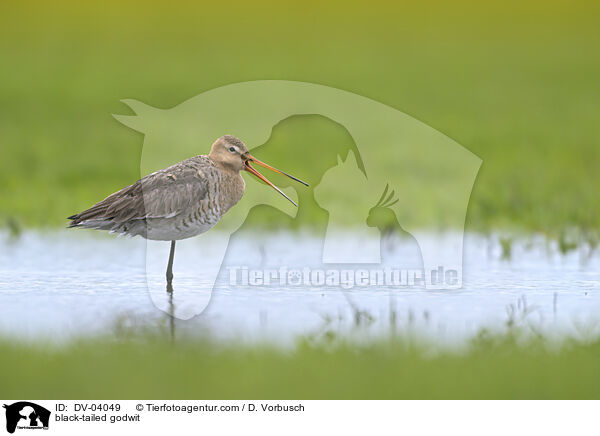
[{"xmin": 3, "ymin": 402, "xmax": 50, "ymax": 434}]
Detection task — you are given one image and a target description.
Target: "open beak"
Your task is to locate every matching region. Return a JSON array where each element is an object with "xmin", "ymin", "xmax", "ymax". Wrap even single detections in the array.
[{"xmin": 244, "ymin": 154, "xmax": 309, "ymax": 207}]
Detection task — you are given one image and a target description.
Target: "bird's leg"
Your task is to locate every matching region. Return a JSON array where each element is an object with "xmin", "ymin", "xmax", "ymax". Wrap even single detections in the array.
[{"xmin": 166, "ymin": 240, "xmax": 176, "ymax": 293}]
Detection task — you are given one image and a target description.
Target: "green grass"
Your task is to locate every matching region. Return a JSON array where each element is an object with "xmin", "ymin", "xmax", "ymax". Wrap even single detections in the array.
[
  {"xmin": 1, "ymin": 0, "xmax": 599, "ymax": 239},
  {"xmin": 2, "ymin": 331, "xmax": 600, "ymax": 398}
]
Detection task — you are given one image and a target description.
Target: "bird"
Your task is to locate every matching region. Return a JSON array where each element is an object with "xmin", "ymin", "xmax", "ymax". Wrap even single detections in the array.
[{"xmin": 68, "ymin": 135, "xmax": 308, "ymax": 292}]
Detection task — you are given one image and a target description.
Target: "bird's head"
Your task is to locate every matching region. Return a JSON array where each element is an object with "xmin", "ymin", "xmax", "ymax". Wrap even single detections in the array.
[
  {"xmin": 210, "ymin": 135, "xmax": 308, "ymax": 206},
  {"xmin": 210, "ymin": 135, "xmax": 249, "ymax": 171}
]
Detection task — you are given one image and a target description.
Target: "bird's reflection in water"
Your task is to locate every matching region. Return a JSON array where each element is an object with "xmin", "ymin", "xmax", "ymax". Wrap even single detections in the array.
[{"xmin": 166, "ymin": 287, "xmax": 176, "ymax": 343}]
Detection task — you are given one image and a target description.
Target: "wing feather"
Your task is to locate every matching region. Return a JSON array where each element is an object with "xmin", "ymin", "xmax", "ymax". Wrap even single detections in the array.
[{"xmin": 68, "ymin": 156, "xmax": 211, "ymax": 227}]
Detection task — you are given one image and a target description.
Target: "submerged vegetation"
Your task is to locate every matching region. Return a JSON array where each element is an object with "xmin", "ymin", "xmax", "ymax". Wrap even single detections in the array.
[{"xmin": 1, "ymin": 294, "xmax": 599, "ymax": 399}]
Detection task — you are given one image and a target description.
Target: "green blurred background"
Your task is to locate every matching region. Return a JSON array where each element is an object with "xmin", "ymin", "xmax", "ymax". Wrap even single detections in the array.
[
  {"xmin": 1, "ymin": 0, "xmax": 599, "ymax": 238},
  {"xmin": 4, "ymin": 333, "xmax": 600, "ymax": 399}
]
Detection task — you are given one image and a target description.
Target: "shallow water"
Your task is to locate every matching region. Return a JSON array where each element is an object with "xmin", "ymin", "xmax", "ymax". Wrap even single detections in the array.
[{"xmin": 0, "ymin": 230, "xmax": 599, "ymax": 344}]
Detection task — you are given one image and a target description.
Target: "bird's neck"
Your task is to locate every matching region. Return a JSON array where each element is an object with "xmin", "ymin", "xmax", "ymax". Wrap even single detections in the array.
[
  {"xmin": 219, "ymin": 168, "xmax": 246, "ymax": 212},
  {"xmin": 210, "ymin": 155, "xmax": 240, "ymax": 174}
]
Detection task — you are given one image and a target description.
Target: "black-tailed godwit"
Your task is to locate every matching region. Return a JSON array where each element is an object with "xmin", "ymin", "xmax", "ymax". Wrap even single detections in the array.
[{"xmin": 68, "ymin": 135, "xmax": 308, "ymax": 291}]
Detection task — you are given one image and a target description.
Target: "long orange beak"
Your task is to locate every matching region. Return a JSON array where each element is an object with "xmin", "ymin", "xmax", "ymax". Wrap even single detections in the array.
[{"xmin": 244, "ymin": 154, "xmax": 309, "ymax": 207}]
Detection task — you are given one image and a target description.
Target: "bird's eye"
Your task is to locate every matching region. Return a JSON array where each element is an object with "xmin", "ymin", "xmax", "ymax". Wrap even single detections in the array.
[{"xmin": 229, "ymin": 147, "xmax": 236, "ymax": 153}]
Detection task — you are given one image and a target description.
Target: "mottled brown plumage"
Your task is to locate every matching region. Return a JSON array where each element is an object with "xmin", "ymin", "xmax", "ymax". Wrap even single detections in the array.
[{"xmin": 68, "ymin": 135, "xmax": 249, "ymax": 240}]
